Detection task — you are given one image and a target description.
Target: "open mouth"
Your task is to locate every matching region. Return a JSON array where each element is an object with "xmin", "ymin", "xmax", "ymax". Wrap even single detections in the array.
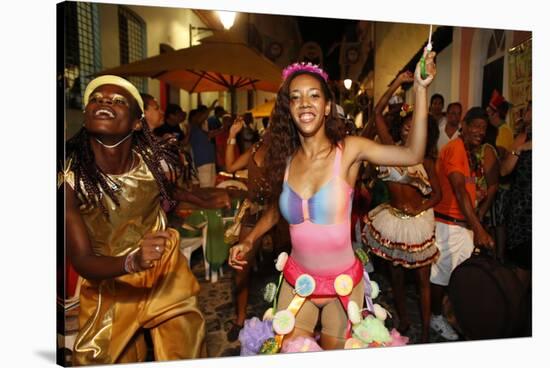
[
  {"xmin": 298, "ymin": 112, "xmax": 315, "ymax": 123},
  {"xmin": 471, "ymin": 135, "xmax": 483, "ymax": 144},
  {"xmin": 93, "ymin": 107, "xmax": 116, "ymax": 119}
]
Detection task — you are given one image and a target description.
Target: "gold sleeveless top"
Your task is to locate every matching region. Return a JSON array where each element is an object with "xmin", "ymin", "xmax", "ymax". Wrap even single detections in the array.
[{"xmin": 65, "ymin": 151, "xmax": 166, "ymax": 257}]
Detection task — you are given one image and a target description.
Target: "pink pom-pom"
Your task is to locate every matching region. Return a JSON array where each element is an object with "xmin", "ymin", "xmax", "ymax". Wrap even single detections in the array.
[
  {"xmin": 387, "ymin": 328, "xmax": 409, "ymax": 346},
  {"xmin": 281, "ymin": 336, "xmax": 323, "ymax": 353},
  {"xmin": 282, "ymin": 62, "xmax": 329, "ymax": 82}
]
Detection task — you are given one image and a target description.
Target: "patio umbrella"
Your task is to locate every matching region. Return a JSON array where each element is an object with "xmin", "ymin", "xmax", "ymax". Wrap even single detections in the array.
[
  {"xmin": 247, "ymin": 99, "xmax": 275, "ymax": 118},
  {"xmin": 98, "ymin": 36, "xmax": 283, "ymax": 113}
]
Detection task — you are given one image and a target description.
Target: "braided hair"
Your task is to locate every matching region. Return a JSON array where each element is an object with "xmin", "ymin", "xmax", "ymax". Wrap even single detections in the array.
[{"xmin": 65, "ymin": 101, "xmax": 180, "ymax": 216}]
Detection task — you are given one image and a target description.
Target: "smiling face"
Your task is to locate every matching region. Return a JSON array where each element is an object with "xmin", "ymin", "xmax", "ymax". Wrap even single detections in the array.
[
  {"xmin": 288, "ymin": 73, "xmax": 331, "ymax": 138},
  {"xmin": 446, "ymin": 104, "xmax": 462, "ymax": 127},
  {"xmin": 84, "ymin": 84, "xmax": 140, "ymax": 138},
  {"xmin": 462, "ymin": 117, "xmax": 487, "ymax": 148}
]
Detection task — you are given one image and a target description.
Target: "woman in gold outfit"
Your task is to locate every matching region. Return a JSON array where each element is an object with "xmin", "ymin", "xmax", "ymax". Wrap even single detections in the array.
[{"xmin": 63, "ymin": 76, "xmax": 208, "ymax": 365}]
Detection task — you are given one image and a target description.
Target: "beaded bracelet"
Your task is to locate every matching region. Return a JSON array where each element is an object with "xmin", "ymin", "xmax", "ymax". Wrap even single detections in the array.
[{"xmin": 124, "ymin": 251, "xmax": 137, "ymax": 273}]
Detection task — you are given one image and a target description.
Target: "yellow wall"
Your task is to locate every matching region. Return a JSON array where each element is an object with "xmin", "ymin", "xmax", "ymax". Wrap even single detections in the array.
[
  {"xmin": 374, "ymin": 22, "xmax": 433, "ymax": 104},
  {"xmin": 98, "ymin": 3, "xmax": 212, "ymax": 114}
]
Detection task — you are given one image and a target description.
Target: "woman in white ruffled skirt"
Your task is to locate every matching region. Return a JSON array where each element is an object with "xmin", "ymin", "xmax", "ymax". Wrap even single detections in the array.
[{"xmin": 363, "ymin": 71, "xmax": 442, "ymax": 342}]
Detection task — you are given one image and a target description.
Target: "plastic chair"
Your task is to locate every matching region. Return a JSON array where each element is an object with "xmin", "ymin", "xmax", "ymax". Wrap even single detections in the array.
[
  {"xmin": 178, "ymin": 211, "xmax": 210, "ymax": 280},
  {"xmin": 207, "ymin": 180, "xmax": 248, "ymax": 282}
]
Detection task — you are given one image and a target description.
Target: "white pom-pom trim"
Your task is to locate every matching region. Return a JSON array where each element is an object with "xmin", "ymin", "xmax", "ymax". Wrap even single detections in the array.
[
  {"xmin": 347, "ymin": 301, "xmax": 361, "ymax": 325},
  {"xmin": 275, "ymin": 252, "xmax": 289, "ymax": 272},
  {"xmin": 370, "ymin": 280, "xmax": 380, "ymax": 299},
  {"xmin": 263, "ymin": 307, "xmax": 274, "ymax": 321},
  {"xmin": 373, "ymin": 303, "xmax": 391, "ymax": 321}
]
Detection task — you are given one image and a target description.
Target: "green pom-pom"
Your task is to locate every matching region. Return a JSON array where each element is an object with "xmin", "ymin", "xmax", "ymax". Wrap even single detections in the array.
[
  {"xmin": 259, "ymin": 337, "xmax": 280, "ymax": 354},
  {"xmin": 352, "ymin": 315, "xmax": 391, "ymax": 344},
  {"xmin": 355, "ymin": 248, "xmax": 370, "ymax": 265},
  {"xmin": 263, "ymin": 282, "xmax": 277, "ymax": 303}
]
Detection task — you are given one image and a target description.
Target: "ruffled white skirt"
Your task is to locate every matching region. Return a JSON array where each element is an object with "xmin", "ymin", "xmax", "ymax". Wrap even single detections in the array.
[{"xmin": 362, "ymin": 203, "xmax": 439, "ymax": 268}]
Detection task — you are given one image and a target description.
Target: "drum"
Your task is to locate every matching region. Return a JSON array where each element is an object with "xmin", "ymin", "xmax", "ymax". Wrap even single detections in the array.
[{"xmin": 448, "ymin": 249, "xmax": 531, "ymax": 340}]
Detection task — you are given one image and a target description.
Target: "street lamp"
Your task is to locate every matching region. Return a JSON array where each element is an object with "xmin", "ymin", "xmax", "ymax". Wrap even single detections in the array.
[
  {"xmin": 189, "ymin": 11, "xmax": 237, "ymax": 47},
  {"xmin": 216, "ymin": 11, "xmax": 236, "ymax": 30},
  {"xmin": 344, "ymin": 79, "xmax": 353, "ymax": 90}
]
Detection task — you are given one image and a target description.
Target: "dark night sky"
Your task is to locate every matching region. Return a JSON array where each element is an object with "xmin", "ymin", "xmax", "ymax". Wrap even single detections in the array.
[
  {"xmin": 295, "ymin": 16, "xmax": 359, "ymax": 80},
  {"xmin": 296, "ymin": 16, "xmax": 358, "ymax": 50}
]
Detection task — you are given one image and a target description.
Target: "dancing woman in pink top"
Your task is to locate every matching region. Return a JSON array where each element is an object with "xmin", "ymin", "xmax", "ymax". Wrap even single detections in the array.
[{"xmin": 229, "ymin": 52, "xmax": 437, "ymax": 350}]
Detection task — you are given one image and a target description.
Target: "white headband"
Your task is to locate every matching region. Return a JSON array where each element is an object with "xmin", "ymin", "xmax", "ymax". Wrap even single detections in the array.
[{"xmin": 83, "ymin": 75, "xmax": 144, "ymax": 114}]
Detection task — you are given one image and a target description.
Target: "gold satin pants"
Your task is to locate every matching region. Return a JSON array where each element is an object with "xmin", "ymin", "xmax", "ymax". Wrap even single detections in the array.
[{"xmin": 73, "ymin": 228, "xmax": 206, "ymax": 365}]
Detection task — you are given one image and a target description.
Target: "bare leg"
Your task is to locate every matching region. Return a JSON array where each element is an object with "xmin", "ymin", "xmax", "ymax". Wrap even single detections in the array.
[
  {"xmin": 227, "ymin": 226, "xmax": 259, "ymax": 341},
  {"xmin": 415, "ymin": 265, "xmax": 431, "ymax": 342},
  {"xmin": 233, "ymin": 226, "xmax": 259, "ymax": 325},
  {"xmin": 390, "ymin": 264, "xmax": 410, "ymax": 333}
]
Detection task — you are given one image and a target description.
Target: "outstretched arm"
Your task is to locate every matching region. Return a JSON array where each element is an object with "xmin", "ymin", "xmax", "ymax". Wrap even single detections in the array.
[
  {"xmin": 173, "ymin": 187, "xmax": 230, "ymax": 209},
  {"xmin": 500, "ymin": 133, "xmax": 530, "ymax": 176},
  {"xmin": 228, "ymin": 203, "xmax": 280, "ymax": 270}
]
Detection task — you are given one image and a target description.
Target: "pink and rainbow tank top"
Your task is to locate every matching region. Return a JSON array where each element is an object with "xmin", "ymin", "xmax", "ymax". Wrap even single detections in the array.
[{"xmin": 278, "ymin": 146, "xmax": 356, "ymax": 276}]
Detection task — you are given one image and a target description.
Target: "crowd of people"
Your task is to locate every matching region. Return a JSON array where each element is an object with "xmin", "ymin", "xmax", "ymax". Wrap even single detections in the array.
[{"xmin": 61, "ymin": 49, "xmax": 531, "ymax": 364}]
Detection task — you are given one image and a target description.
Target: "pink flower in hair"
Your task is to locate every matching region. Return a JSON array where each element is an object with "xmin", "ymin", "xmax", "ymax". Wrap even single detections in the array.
[{"xmin": 282, "ymin": 62, "xmax": 329, "ymax": 82}]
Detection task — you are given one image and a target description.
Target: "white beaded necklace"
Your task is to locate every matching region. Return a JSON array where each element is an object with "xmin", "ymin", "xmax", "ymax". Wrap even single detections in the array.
[{"xmin": 94, "ymin": 131, "xmax": 133, "ymax": 149}]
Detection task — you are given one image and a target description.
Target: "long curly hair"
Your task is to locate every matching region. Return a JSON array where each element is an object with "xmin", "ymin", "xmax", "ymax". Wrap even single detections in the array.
[
  {"xmin": 65, "ymin": 99, "xmax": 180, "ymax": 216},
  {"xmin": 264, "ymin": 70, "xmax": 346, "ymax": 203}
]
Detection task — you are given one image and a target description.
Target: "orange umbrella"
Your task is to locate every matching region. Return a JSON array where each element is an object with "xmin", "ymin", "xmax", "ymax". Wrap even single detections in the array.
[
  {"xmin": 247, "ymin": 99, "xmax": 275, "ymax": 118},
  {"xmin": 99, "ymin": 38, "xmax": 282, "ymax": 112}
]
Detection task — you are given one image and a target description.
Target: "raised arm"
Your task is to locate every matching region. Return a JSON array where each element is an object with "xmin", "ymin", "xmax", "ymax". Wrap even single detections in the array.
[
  {"xmin": 194, "ymin": 99, "xmax": 218, "ymax": 126},
  {"xmin": 374, "ymin": 71, "xmax": 414, "ymax": 145},
  {"xmin": 225, "ymin": 117, "xmax": 252, "ymax": 172},
  {"xmin": 347, "ymin": 51, "xmax": 436, "ymax": 167}
]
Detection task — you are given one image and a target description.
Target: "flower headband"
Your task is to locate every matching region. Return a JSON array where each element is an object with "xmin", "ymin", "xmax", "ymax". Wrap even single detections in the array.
[
  {"xmin": 400, "ymin": 103, "xmax": 414, "ymax": 117},
  {"xmin": 282, "ymin": 62, "xmax": 329, "ymax": 82}
]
